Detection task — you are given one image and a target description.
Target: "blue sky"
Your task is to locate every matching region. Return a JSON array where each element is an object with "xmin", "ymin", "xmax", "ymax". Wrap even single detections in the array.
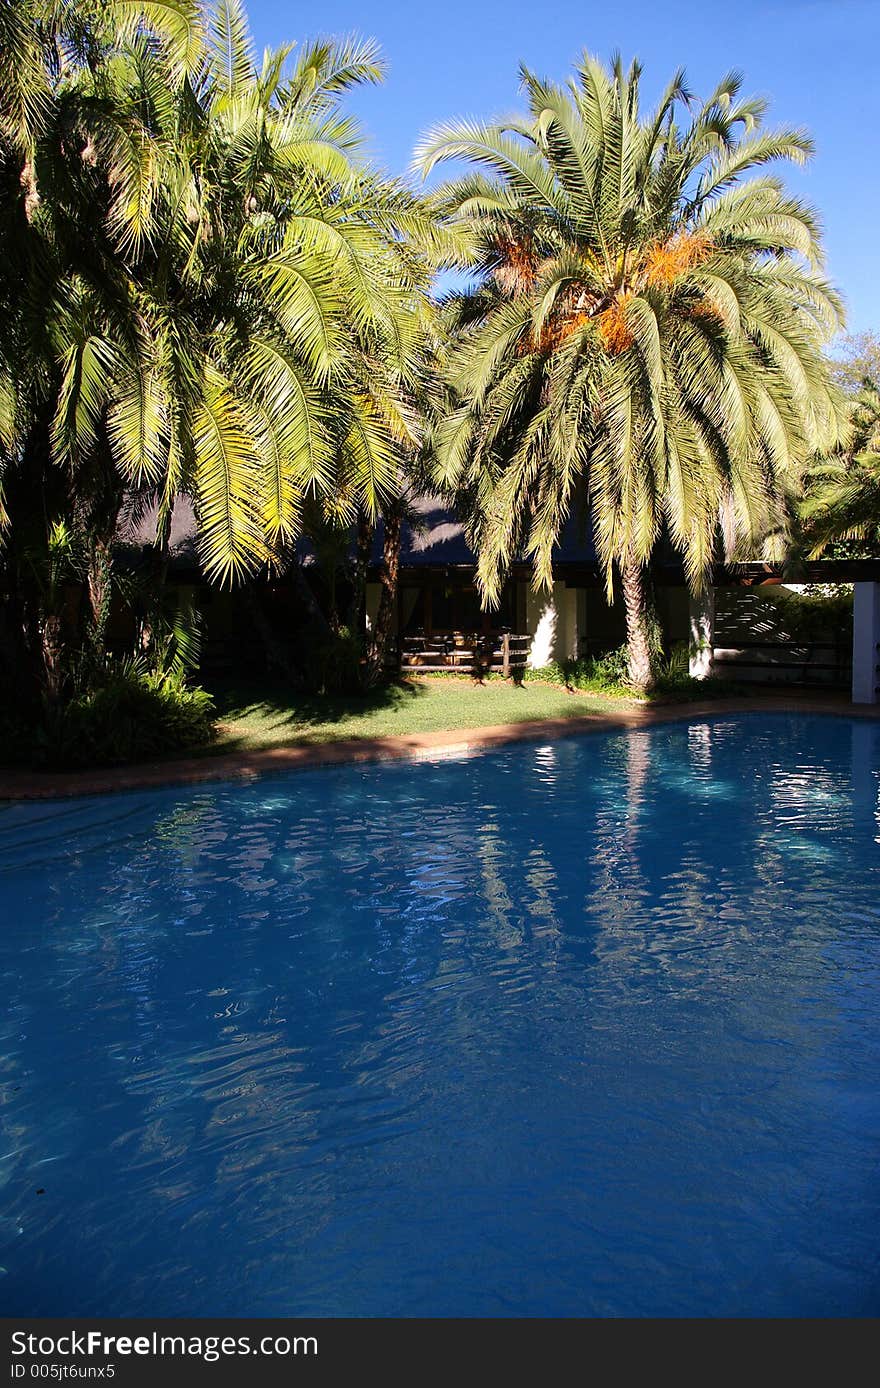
[{"xmin": 248, "ymin": 0, "xmax": 879, "ymax": 336}]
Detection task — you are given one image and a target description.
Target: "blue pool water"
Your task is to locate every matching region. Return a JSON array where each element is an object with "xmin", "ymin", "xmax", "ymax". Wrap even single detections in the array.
[{"xmin": 1, "ymin": 713, "xmax": 879, "ymax": 1317}]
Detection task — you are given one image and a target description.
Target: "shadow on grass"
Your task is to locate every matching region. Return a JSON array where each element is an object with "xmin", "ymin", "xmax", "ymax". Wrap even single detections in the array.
[
  {"xmin": 199, "ymin": 672, "xmax": 638, "ymax": 760},
  {"xmin": 202, "ymin": 676, "xmax": 430, "ymax": 753}
]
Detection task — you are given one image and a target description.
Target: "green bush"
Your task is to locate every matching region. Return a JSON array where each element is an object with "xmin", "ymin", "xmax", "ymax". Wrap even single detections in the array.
[
  {"xmin": 760, "ymin": 585, "xmax": 853, "ymax": 642},
  {"xmin": 0, "ymin": 705, "xmax": 32, "ymax": 758},
  {"xmin": 649, "ymin": 671, "xmax": 744, "ymax": 700},
  {"xmin": 523, "ymin": 649, "xmax": 631, "ymax": 695},
  {"xmin": 524, "ymin": 644, "xmax": 744, "ymax": 701},
  {"xmin": 1, "ymin": 663, "xmax": 217, "ymax": 769}
]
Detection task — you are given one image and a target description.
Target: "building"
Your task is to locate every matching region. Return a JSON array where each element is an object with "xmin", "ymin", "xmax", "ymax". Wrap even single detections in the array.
[
  {"xmin": 126, "ymin": 495, "xmax": 880, "ymax": 702},
  {"xmin": 365, "ymin": 496, "xmax": 878, "ymax": 697}
]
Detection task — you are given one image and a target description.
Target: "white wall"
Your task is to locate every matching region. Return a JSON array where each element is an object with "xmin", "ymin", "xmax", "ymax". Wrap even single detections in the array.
[
  {"xmin": 688, "ymin": 589, "xmax": 715, "ymax": 678},
  {"xmin": 525, "ymin": 582, "xmax": 580, "ymax": 667}
]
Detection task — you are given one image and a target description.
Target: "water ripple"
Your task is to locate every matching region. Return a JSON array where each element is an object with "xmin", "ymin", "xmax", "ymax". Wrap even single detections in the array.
[{"xmin": 0, "ymin": 713, "xmax": 879, "ymax": 1315}]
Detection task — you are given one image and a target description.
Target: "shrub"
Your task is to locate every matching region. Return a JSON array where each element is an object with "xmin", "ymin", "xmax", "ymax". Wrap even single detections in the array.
[
  {"xmin": 524, "ymin": 644, "xmax": 744, "ymax": 701},
  {"xmin": 650, "ymin": 671, "xmax": 744, "ymax": 700},
  {"xmin": 523, "ymin": 649, "xmax": 631, "ymax": 695},
  {"xmin": 1, "ymin": 663, "xmax": 216, "ymax": 769},
  {"xmin": 762, "ymin": 585, "xmax": 853, "ymax": 642}
]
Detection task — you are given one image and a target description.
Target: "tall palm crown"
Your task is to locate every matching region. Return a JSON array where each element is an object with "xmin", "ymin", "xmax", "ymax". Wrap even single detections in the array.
[
  {"xmin": 417, "ymin": 57, "xmax": 843, "ymax": 685},
  {"xmin": 0, "ymin": 1, "xmax": 200, "ymax": 161},
  {"xmin": 0, "ymin": 0, "xmax": 200, "ymax": 565},
  {"xmin": 86, "ymin": 3, "xmax": 442, "ymax": 582},
  {"xmin": 0, "ymin": 0, "xmax": 447, "ymax": 588}
]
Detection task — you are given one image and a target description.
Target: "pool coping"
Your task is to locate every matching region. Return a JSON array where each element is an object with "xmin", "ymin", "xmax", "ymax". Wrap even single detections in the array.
[{"xmin": 2, "ymin": 694, "xmax": 879, "ymax": 801}]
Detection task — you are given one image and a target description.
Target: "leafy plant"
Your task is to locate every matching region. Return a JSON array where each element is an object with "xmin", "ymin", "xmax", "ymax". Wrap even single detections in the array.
[
  {"xmin": 133, "ymin": 587, "xmax": 204, "ymax": 678},
  {"xmin": 22, "ymin": 661, "xmax": 216, "ymax": 768},
  {"xmin": 800, "ymin": 381, "xmax": 880, "ymax": 558},
  {"xmin": 523, "ymin": 642, "xmax": 742, "ymax": 701},
  {"xmin": 760, "ymin": 585, "xmax": 853, "ymax": 642},
  {"xmin": 523, "ymin": 649, "xmax": 631, "ymax": 694},
  {"xmin": 0, "ymin": 0, "xmax": 448, "ymax": 727}
]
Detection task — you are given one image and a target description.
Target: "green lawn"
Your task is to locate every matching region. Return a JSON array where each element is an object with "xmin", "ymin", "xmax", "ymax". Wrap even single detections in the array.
[{"xmin": 206, "ymin": 675, "xmax": 634, "ymax": 754}]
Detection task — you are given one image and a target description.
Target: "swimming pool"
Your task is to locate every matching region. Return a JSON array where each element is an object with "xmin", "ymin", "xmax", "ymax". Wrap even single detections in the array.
[{"xmin": 1, "ymin": 713, "xmax": 879, "ymax": 1317}]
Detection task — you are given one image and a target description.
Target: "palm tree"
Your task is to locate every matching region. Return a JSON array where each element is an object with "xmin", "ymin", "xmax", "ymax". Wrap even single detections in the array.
[
  {"xmin": 1, "ymin": 1, "xmax": 447, "ymax": 696},
  {"xmin": 0, "ymin": 0, "xmax": 202, "ymax": 684},
  {"xmin": 0, "ymin": 0, "xmax": 200, "ymax": 215},
  {"xmin": 416, "ymin": 56, "xmax": 843, "ymax": 689},
  {"xmin": 45, "ymin": 1, "xmax": 444, "ymax": 582},
  {"xmin": 800, "ymin": 381, "xmax": 880, "ymax": 555}
]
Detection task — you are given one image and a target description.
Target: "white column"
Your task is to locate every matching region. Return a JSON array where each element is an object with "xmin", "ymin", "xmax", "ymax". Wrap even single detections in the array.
[
  {"xmin": 852, "ymin": 582, "xmax": 880, "ymax": 704},
  {"xmin": 526, "ymin": 582, "xmax": 585, "ymax": 666},
  {"xmin": 526, "ymin": 584, "xmax": 559, "ymax": 668},
  {"xmin": 688, "ymin": 588, "xmax": 715, "ymax": 679},
  {"xmin": 559, "ymin": 585, "xmax": 579, "ymax": 661}
]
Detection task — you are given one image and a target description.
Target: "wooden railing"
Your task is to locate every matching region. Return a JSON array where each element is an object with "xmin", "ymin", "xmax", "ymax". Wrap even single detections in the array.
[{"xmin": 399, "ymin": 630, "xmax": 530, "ymax": 676}]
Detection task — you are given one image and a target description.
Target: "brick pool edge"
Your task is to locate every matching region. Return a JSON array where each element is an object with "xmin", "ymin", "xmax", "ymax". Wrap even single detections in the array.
[{"xmin": 2, "ymin": 696, "xmax": 878, "ymax": 801}]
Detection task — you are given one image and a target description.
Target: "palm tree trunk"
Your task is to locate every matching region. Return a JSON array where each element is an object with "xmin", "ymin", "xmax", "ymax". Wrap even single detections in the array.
[
  {"xmin": 20, "ymin": 158, "xmax": 40, "ymax": 222},
  {"xmin": 4, "ymin": 409, "xmax": 65, "ymax": 700},
  {"xmin": 620, "ymin": 554, "xmax": 656, "ymax": 693},
  {"xmin": 366, "ymin": 506, "xmax": 401, "ymax": 684},
  {"xmin": 347, "ymin": 509, "xmax": 374, "ymax": 632},
  {"xmin": 40, "ymin": 613, "xmax": 64, "ymax": 704},
  {"xmin": 86, "ymin": 538, "xmax": 112, "ymax": 651},
  {"xmin": 81, "ymin": 433, "xmax": 123, "ymax": 655}
]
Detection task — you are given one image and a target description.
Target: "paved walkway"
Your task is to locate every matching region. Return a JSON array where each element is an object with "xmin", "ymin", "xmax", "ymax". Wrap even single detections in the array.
[{"xmin": 1, "ymin": 696, "xmax": 877, "ymax": 801}]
